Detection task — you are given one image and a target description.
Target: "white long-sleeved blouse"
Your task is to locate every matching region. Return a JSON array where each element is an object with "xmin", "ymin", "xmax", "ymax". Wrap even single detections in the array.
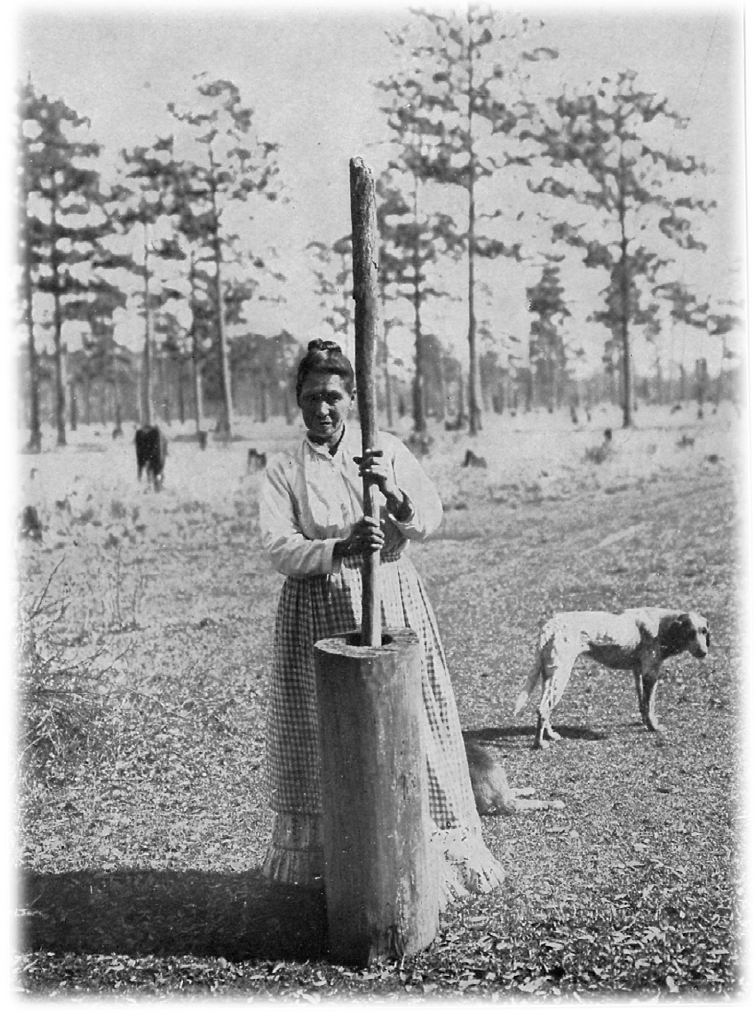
[{"xmin": 259, "ymin": 426, "xmax": 443, "ymax": 577}]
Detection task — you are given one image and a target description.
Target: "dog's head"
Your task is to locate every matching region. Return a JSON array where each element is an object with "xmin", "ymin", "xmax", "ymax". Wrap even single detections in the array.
[{"xmin": 659, "ymin": 612, "xmax": 710, "ymax": 660}]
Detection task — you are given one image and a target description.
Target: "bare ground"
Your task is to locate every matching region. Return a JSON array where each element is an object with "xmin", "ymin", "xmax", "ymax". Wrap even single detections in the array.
[{"xmin": 14, "ymin": 401, "xmax": 747, "ymax": 1000}]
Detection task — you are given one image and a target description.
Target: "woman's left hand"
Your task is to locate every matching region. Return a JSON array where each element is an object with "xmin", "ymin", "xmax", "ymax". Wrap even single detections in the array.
[
  {"xmin": 354, "ymin": 449, "xmax": 400, "ymax": 500},
  {"xmin": 354, "ymin": 449, "xmax": 411, "ymax": 521}
]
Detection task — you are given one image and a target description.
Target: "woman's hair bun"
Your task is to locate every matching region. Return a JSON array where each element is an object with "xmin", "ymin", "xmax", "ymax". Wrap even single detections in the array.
[{"xmin": 307, "ymin": 338, "xmax": 342, "ymax": 354}]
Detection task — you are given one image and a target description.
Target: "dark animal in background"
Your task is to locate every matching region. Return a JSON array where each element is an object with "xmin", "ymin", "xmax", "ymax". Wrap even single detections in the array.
[
  {"xmin": 514, "ymin": 608, "xmax": 710, "ymax": 749},
  {"xmin": 444, "ymin": 414, "xmax": 467, "ymax": 432},
  {"xmin": 247, "ymin": 448, "xmax": 267, "ymax": 471},
  {"xmin": 465, "ymin": 741, "xmax": 565, "ymax": 815},
  {"xmin": 19, "ymin": 505, "xmax": 43, "ymax": 542},
  {"xmin": 670, "ymin": 404, "xmax": 682, "ymax": 414},
  {"xmin": 570, "ymin": 405, "xmax": 579, "ymax": 425},
  {"xmin": 405, "ymin": 431, "xmax": 433, "ymax": 457},
  {"xmin": 677, "ymin": 434, "xmax": 695, "ymax": 448},
  {"xmin": 112, "ymin": 426, "xmax": 123, "ymax": 439},
  {"xmin": 198, "ymin": 431, "xmax": 208, "ymax": 450},
  {"xmin": 586, "ymin": 429, "xmax": 613, "ymax": 464},
  {"xmin": 462, "ymin": 449, "xmax": 487, "ymax": 468},
  {"xmin": 135, "ymin": 426, "xmax": 168, "ymax": 491}
]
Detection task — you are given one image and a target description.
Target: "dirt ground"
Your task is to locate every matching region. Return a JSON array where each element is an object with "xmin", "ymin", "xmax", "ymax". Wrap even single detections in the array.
[{"xmin": 14, "ymin": 399, "xmax": 747, "ymax": 999}]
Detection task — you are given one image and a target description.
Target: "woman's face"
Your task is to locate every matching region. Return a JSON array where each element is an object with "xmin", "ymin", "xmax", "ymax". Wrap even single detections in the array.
[{"xmin": 299, "ymin": 372, "xmax": 354, "ymax": 446}]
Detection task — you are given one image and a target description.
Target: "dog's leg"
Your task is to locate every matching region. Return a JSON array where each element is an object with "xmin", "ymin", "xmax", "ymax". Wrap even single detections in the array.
[
  {"xmin": 535, "ymin": 663, "xmax": 562, "ymax": 748},
  {"xmin": 634, "ymin": 669, "xmax": 645, "ymax": 720},
  {"xmin": 534, "ymin": 710, "xmax": 555, "ymax": 749},
  {"xmin": 638, "ymin": 658, "xmax": 664, "ymax": 731},
  {"xmin": 642, "ymin": 672, "xmax": 664, "ymax": 731},
  {"xmin": 535, "ymin": 651, "xmax": 577, "ymax": 748}
]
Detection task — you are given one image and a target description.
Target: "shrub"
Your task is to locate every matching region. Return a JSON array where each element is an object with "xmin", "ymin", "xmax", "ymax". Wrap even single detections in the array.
[{"xmin": 17, "ymin": 566, "xmax": 116, "ymax": 779}]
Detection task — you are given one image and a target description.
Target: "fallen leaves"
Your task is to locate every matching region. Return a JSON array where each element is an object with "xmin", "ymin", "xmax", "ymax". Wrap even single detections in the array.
[{"xmin": 16, "ymin": 429, "xmax": 744, "ymax": 1000}]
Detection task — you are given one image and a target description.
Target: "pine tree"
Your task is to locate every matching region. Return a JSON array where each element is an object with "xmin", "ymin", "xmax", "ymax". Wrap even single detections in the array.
[
  {"xmin": 307, "ymin": 237, "xmax": 354, "ymax": 348},
  {"xmin": 19, "ymin": 80, "xmax": 113, "ymax": 446},
  {"xmin": 378, "ymin": 4, "xmax": 558, "ymax": 434},
  {"xmin": 114, "ymin": 136, "xmax": 186, "ymax": 428},
  {"xmin": 169, "ymin": 75, "xmax": 281, "ymax": 437},
  {"xmin": 526, "ymin": 254, "xmax": 571, "ymax": 410},
  {"xmin": 529, "ymin": 69, "xmax": 714, "ymax": 427},
  {"xmin": 375, "ymin": 170, "xmax": 460, "ymax": 433}
]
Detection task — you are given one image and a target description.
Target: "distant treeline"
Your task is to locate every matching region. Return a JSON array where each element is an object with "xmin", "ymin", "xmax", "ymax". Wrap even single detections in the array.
[{"xmin": 17, "ymin": 8, "xmax": 742, "ymax": 450}]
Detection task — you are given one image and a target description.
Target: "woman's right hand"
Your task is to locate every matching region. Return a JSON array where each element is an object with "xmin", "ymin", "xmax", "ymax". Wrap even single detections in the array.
[{"xmin": 334, "ymin": 516, "xmax": 385, "ymax": 558}]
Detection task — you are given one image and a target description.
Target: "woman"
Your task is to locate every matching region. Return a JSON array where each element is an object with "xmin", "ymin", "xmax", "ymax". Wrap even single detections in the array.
[{"xmin": 258, "ymin": 339, "xmax": 504, "ymax": 905}]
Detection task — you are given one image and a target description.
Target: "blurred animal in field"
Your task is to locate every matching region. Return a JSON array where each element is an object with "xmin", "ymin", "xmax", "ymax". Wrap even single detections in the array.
[
  {"xmin": 465, "ymin": 741, "xmax": 565, "ymax": 815},
  {"xmin": 405, "ymin": 431, "xmax": 433, "ymax": 457},
  {"xmin": 135, "ymin": 425, "xmax": 168, "ymax": 491},
  {"xmin": 247, "ymin": 448, "xmax": 267, "ymax": 471},
  {"xmin": 677, "ymin": 434, "xmax": 695, "ymax": 448},
  {"xmin": 462, "ymin": 449, "xmax": 487, "ymax": 468},
  {"xmin": 570, "ymin": 405, "xmax": 579, "ymax": 425},
  {"xmin": 112, "ymin": 426, "xmax": 123, "ymax": 439},
  {"xmin": 514, "ymin": 609, "xmax": 710, "ymax": 749},
  {"xmin": 19, "ymin": 505, "xmax": 43, "ymax": 542},
  {"xmin": 444, "ymin": 414, "xmax": 467, "ymax": 432},
  {"xmin": 198, "ymin": 431, "xmax": 208, "ymax": 450},
  {"xmin": 585, "ymin": 430, "xmax": 613, "ymax": 464},
  {"xmin": 670, "ymin": 404, "xmax": 682, "ymax": 414}
]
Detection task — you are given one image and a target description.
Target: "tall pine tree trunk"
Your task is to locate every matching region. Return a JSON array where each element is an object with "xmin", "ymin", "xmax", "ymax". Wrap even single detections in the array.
[
  {"xmin": 411, "ymin": 181, "xmax": 425, "ymax": 434},
  {"xmin": 22, "ymin": 241, "xmax": 42, "ymax": 452},
  {"xmin": 618, "ymin": 165, "xmax": 633, "ymax": 428},
  {"xmin": 466, "ymin": 17, "xmax": 482, "ymax": 436},
  {"xmin": 177, "ymin": 360, "xmax": 186, "ymax": 426},
  {"xmin": 70, "ymin": 378, "xmax": 78, "ymax": 431},
  {"xmin": 189, "ymin": 256, "xmax": 205, "ymax": 434},
  {"xmin": 210, "ymin": 179, "xmax": 233, "ymax": 437},
  {"xmin": 142, "ymin": 225, "xmax": 154, "ymax": 428},
  {"xmin": 380, "ymin": 290, "xmax": 394, "ymax": 430},
  {"xmin": 50, "ymin": 198, "xmax": 67, "ymax": 446},
  {"xmin": 158, "ymin": 355, "xmax": 171, "ymax": 424},
  {"xmin": 113, "ymin": 374, "xmax": 124, "ymax": 436},
  {"xmin": 52, "ymin": 300, "xmax": 66, "ymax": 446}
]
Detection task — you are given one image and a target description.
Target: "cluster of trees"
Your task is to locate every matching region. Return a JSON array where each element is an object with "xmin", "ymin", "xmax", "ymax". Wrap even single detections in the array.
[{"xmin": 17, "ymin": 5, "xmax": 742, "ymax": 449}]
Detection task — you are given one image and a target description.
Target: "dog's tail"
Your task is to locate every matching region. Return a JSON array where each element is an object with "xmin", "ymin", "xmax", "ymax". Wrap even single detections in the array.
[{"xmin": 513, "ymin": 659, "xmax": 541, "ymax": 717}]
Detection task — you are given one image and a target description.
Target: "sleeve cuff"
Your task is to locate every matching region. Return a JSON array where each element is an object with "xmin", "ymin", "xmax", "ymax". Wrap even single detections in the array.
[
  {"xmin": 388, "ymin": 496, "xmax": 416, "ymax": 531},
  {"xmin": 324, "ymin": 538, "xmax": 343, "ymax": 575}
]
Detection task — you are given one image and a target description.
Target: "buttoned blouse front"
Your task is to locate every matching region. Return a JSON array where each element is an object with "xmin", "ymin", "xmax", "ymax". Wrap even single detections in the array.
[{"xmin": 259, "ymin": 426, "xmax": 443, "ymax": 577}]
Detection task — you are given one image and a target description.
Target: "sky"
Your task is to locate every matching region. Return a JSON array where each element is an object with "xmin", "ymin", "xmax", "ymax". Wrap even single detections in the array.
[{"xmin": 7, "ymin": 0, "xmax": 748, "ymax": 377}]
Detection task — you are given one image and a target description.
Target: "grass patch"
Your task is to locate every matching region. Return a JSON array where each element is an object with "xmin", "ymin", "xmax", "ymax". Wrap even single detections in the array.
[{"xmin": 14, "ymin": 419, "xmax": 745, "ymax": 1000}]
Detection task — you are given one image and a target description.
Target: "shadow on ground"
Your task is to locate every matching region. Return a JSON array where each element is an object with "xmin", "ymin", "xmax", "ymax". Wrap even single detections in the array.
[
  {"xmin": 19, "ymin": 867, "xmax": 328, "ymax": 962},
  {"xmin": 465, "ymin": 725, "xmax": 608, "ymax": 744}
]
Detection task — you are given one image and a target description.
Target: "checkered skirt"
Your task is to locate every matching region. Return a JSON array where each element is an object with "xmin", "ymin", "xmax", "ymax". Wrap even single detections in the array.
[{"xmin": 262, "ymin": 550, "xmax": 505, "ymax": 901}]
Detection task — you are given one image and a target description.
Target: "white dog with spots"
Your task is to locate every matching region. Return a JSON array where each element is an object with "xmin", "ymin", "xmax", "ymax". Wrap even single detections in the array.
[{"xmin": 514, "ymin": 609, "xmax": 710, "ymax": 749}]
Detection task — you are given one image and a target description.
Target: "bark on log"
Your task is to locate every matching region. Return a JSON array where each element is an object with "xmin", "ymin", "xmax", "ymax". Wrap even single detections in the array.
[{"xmin": 315, "ymin": 628, "xmax": 439, "ymax": 965}]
